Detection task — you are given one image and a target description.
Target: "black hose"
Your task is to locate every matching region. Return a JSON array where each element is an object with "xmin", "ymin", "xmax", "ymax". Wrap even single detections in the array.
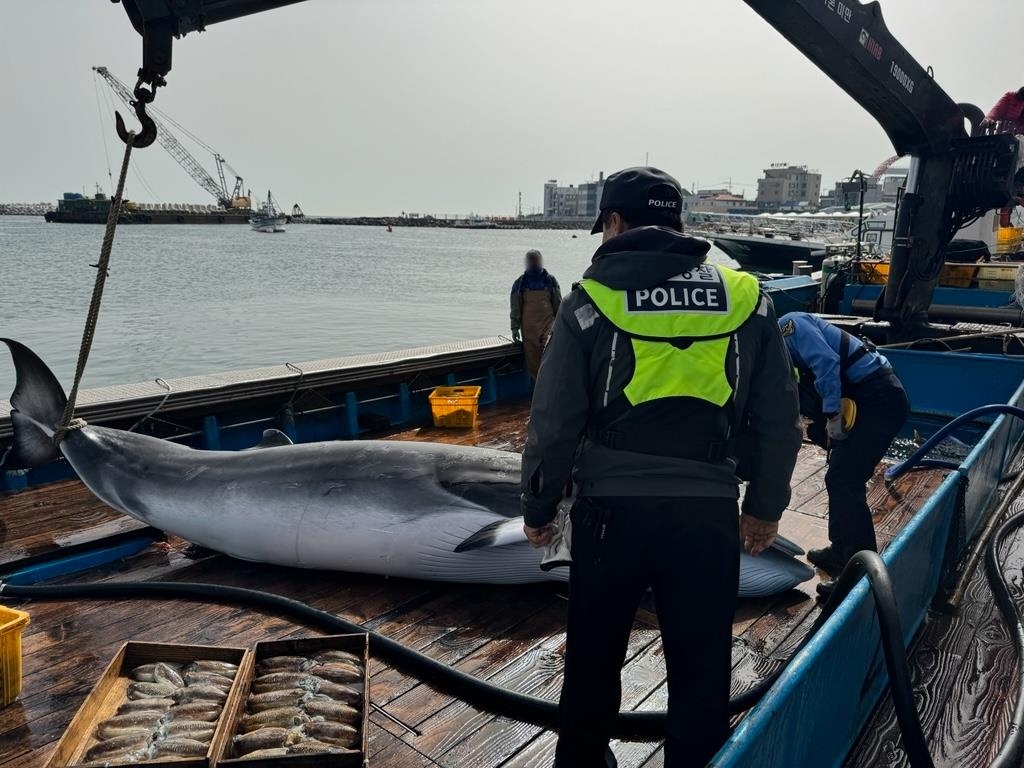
[
  {"xmin": 983, "ymin": 509, "xmax": 1024, "ymax": 768},
  {"xmin": 888, "ymin": 405, "xmax": 1024, "ymax": 482},
  {"xmin": 819, "ymin": 552, "xmax": 933, "ymax": 768}
]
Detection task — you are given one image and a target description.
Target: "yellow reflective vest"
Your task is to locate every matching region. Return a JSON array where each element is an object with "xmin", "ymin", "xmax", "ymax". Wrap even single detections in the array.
[{"xmin": 579, "ymin": 263, "xmax": 761, "ymax": 411}]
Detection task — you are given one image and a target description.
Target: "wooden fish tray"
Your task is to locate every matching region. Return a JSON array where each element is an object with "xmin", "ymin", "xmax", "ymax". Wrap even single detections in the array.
[
  {"xmin": 46, "ymin": 642, "xmax": 252, "ymax": 768},
  {"xmin": 214, "ymin": 634, "xmax": 370, "ymax": 768}
]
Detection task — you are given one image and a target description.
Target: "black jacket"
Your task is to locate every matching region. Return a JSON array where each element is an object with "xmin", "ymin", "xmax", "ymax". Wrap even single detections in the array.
[{"xmin": 520, "ymin": 227, "xmax": 802, "ymax": 526}]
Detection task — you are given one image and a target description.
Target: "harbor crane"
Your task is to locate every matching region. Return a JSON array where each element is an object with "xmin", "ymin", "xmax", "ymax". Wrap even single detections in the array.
[{"xmin": 92, "ymin": 66, "xmax": 249, "ymax": 210}]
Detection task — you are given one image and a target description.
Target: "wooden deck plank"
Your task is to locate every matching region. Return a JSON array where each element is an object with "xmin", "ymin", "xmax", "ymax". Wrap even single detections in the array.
[{"xmin": 0, "ymin": 480, "xmax": 149, "ymax": 569}]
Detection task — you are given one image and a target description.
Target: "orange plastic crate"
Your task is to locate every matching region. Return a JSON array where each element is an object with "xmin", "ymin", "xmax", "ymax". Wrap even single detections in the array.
[{"xmin": 428, "ymin": 386, "xmax": 482, "ymax": 428}]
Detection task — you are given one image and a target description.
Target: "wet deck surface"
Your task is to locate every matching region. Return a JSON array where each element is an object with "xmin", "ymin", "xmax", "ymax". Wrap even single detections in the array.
[
  {"xmin": 0, "ymin": 480, "xmax": 152, "ymax": 569},
  {"xmin": 845, "ymin": 491, "xmax": 1024, "ymax": 768},
  {"xmin": 0, "ymin": 399, "xmax": 948, "ymax": 767}
]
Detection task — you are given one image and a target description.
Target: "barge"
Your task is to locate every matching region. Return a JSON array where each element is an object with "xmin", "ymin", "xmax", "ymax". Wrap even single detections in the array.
[{"xmin": 43, "ymin": 193, "xmax": 251, "ymax": 225}]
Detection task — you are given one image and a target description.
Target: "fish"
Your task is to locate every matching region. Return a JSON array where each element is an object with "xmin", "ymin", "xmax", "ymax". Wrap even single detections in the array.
[
  {"xmin": 302, "ymin": 720, "xmax": 359, "ymax": 747},
  {"xmin": 232, "ymin": 727, "xmax": 301, "ymax": 756},
  {"xmin": 239, "ymin": 707, "xmax": 309, "ymax": 732},
  {"xmin": 289, "ymin": 739, "xmax": 356, "ymax": 755},
  {"xmin": 150, "ymin": 737, "xmax": 210, "ymax": 757},
  {"xmin": 159, "ymin": 719, "xmax": 217, "ymax": 741},
  {"xmin": 84, "ymin": 732, "xmax": 152, "ymax": 762},
  {"xmin": 183, "ymin": 670, "xmax": 234, "ymax": 690},
  {"xmin": 250, "ymin": 674, "xmax": 362, "ymax": 702},
  {"xmin": 1, "ymin": 339, "xmax": 813, "ymax": 597},
  {"xmin": 251, "ymin": 672, "xmax": 310, "ymax": 693},
  {"xmin": 165, "ymin": 702, "xmax": 224, "ymax": 722},
  {"xmin": 128, "ymin": 681, "xmax": 178, "ymax": 700},
  {"xmin": 308, "ymin": 679, "xmax": 362, "ymax": 702},
  {"xmin": 129, "ymin": 663, "xmax": 161, "ymax": 683},
  {"xmin": 174, "ymin": 684, "xmax": 229, "ymax": 704},
  {"xmin": 237, "ymin": 747, "xmax": 291, "ymax": 760},
  {"xmin": 312, "ymin": 662, "xmax": 363, "ymax": 685},
  {"xmin": 257, "ymin": 656, "xmax": 316, "ymax": 674},
  {"xmin": 153, "ymin": 662, "xmax": 186, "ymax": 689},
  {"xmin": 118, "ymin": 697, "xmax": 174, "ymax": 714},
  {"xmin": 247, "ymin": 688, "xmax": 308, "ymax": 712},
  {"xmin": 94, "ymin": 712, "xmax": 163, "ymax": 739},
  {"xmin": 186, "ymin": 659, "xmax": 239, "ymax": 676},
  {"xmin": 300, "ymin": 698, "xmax": 361, "ymax": 723},
  {"xmin": 311, "ymin": 650, "xmax": 363, "ymax": 667}
]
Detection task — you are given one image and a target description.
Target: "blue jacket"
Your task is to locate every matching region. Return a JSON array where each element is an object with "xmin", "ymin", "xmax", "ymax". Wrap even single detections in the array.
[{"xmin": 778, "ymin": 312, "xmax": 891, "ymax": 414}]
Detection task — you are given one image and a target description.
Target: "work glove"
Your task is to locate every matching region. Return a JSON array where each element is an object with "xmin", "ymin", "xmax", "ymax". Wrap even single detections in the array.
[
  {"xmin": 826, "ymin": 413, "xmax": 848, "ymax": 442},
  {"xmin": 511, "ymin": 328, "xmax": 522, "ymax": 343}
]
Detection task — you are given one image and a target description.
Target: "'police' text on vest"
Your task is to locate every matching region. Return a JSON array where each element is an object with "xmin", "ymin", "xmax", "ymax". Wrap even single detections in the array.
[{"xmin": 626, "ymin": 266, "xmax": 729, "ymax": 314}]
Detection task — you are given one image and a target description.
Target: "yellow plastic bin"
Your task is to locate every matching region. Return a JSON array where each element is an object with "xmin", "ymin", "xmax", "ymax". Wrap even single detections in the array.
[
  {"xmin": 429, "ymin": 386, "xmax": 482, "ymax": 428},
  {"xmin": 0, "ymin": 605, "xmax": 30, "ymax": 708},
  {"xmin": 996, "ymin": 226, "xmax": 1024, "ymax": 255}
]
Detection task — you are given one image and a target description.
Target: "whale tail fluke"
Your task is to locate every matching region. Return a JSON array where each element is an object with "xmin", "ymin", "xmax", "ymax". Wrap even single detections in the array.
[{"xmin": 1, "ymin": 339, "xmax": 66, "ymax": 468}]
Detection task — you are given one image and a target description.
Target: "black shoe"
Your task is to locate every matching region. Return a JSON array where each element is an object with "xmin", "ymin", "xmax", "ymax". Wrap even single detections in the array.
[
  {"xmin": 816, "ymin": 579, "xmax": 837, "ymax": 600},
  {"xmin": 807, "ymin": 545, "xmax": 847, "ymax": 575}
]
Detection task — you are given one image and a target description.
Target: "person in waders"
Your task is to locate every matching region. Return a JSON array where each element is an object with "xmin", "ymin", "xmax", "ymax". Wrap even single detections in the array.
[
  {"xmin": 778, "ymin": 311, "xmax": 909, "ymax": 599},
  {"xmin": 520, "ymin": 167, "xmax": 802, "ymax": 767},
  {"xmin": 510, "ymin": 249, "xmax": 562, "ymax": 378}
]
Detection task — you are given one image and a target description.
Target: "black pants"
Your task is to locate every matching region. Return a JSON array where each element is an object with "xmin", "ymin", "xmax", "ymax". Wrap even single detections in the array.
[
  {"xmin": 825, "ymin": 373, "xmax": 910, "ymax": 556},
  {"xmin": 554, "ymin": 496, "xmax": 740, "ymax": 768}
]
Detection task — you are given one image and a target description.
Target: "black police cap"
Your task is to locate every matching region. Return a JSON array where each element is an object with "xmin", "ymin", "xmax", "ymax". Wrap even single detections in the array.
[{"xmin": 590, "ymin": 166, "xmax": 684, "ymax": 234}]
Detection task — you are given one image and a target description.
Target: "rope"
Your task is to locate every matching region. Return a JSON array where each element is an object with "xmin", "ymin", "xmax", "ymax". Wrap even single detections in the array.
[{"xmin": 54, "ymin": 133, "xmax": 135, "ymax": 444}]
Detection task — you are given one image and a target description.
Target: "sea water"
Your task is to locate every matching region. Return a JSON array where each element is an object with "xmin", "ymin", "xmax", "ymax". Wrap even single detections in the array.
[{"xmin": 0, "ymin": 216, "xmax": 734, "ymax": 394}]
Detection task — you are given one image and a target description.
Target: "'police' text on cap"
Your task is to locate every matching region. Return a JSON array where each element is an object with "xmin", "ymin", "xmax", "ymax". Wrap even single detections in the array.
[{"xmin": 591, "ymin": 167, "xmax": 685, "ymax": 234}]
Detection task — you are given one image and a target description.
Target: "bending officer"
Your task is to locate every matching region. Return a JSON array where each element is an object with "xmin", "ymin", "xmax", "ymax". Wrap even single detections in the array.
[{"xmin": 778, "ymin": 311, "xmax": 910, "ymax": 597}]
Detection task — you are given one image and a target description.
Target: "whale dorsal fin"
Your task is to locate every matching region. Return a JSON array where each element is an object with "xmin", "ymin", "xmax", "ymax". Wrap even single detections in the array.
[
  {"xmin": 454, "ymin": 517, "xmax": 527, "ymax": 552},
  {"xmin": 249, "ymin": 429, "xmax": 294, "ymax": 449}
]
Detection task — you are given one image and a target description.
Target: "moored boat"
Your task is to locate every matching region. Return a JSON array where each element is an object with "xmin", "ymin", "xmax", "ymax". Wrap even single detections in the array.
[{"xmin": 249, "ymin": 190, "xmax": 288, "ymax": 233}]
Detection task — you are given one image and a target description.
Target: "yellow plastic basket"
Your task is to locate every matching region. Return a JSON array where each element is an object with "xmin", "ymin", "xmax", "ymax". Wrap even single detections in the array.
[
  {"xmin": 996, "ymin": 227, "xmax": 1024, "ymax": 255},
  {"xmin": 428, "ymin": 386, "xmax": 482, "ymax": 428},
  {"xmin": 0, "ymin": 605, "xmax": 30, "ymax": 708}
]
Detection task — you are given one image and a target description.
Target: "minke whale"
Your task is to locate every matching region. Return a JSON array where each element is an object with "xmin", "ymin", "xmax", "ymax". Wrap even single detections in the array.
[{"xmin": 2, "ymin": 339, "xmax": 813, "ymax": 596}]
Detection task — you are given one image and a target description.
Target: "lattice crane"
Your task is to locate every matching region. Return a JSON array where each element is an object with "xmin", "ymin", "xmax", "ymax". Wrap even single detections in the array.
[{"xmin": 93, "ymin": 66, "xmax": 246, "ymax": 209}]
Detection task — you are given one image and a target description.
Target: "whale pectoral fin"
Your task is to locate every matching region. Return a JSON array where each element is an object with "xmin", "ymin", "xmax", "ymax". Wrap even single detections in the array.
[
  {"xmin": 454, "ymin": 517, "xmax": 528, "ymax": 553},
  {"xmin": 246, "ymin": 429, "xmax": 294, "ymax": 450},
  {"xmin": 770, "ymin": 534, "xmax": 806, "ymax": 558}
]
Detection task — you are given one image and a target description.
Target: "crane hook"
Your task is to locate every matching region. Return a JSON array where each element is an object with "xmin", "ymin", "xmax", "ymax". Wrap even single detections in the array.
[{"xmin": 115, "ymin": 82, "xmax": 158, "ymax": 148}]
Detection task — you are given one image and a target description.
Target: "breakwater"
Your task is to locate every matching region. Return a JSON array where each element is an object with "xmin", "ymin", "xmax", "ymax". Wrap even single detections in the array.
[{"xmin": 1, "ymin": 203, "xmax": 55, "ymax": 216}]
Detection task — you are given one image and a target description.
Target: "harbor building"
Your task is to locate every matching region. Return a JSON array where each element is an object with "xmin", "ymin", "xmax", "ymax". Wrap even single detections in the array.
[
  {"xmin": 819, "ymin": 171, "xmax": 907, "ymax": 209},
  {"xmin": 690, "ymin": 191, "xmax": 758, "ymax": 215},
  {"xmin": 756, "ymin": 163, "xmax": 822, "ymax": 210},
  {"xmin": 544, "ymin": 173, "xmax": 606, "ymax": 219}
]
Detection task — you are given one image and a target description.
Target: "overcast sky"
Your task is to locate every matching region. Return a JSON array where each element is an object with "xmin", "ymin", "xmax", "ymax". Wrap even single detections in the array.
[{"xmin": 2, "ymin": 0, "xmax": 1022, "ymax": 215}]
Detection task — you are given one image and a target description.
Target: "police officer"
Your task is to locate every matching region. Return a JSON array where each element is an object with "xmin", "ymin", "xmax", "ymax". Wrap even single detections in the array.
[
  {"xmin": 521, "ymin": 167, "xmax": 802, "ymax": 767},
  {"xmin": 510, "ymin": 249, "xmax": 562, "ymax": 379},
  {"xmin": 778, "ymin": 312, "xmax": 910, "ymax": 596}
]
